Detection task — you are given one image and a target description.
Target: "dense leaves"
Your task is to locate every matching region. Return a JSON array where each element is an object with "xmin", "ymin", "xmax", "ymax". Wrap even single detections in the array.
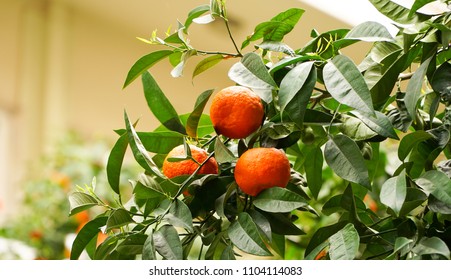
[{"xmin": 70, "ymin": 0, "xmax": 451, "ymax": 260}]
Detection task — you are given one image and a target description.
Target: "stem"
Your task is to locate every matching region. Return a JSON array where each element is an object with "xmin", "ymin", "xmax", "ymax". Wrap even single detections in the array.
[
  {"xmin": 360, "ymin": 228, "xmax": 397, "ymax": 239},
  {"xmin": 223, "ymin": 18, "xmax": 242, "ymax": 57},
  {"xmin": 196, "ymin": 50, "xmax": 242, "ymax": 58},
  {"xmin": 399, "ymin": 72, "xmax": 414, "ymax": 81}
]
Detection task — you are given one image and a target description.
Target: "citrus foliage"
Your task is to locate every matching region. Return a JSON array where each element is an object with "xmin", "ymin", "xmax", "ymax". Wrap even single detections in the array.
[{"xmin": 69, "ymin": 0, "xmax": 451, "ymax": 260}]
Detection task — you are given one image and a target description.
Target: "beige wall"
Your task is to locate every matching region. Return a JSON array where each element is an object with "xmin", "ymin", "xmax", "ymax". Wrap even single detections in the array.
[{"xmin": 0, "ymin": 0, "xmax": 369, "ymax": 223}]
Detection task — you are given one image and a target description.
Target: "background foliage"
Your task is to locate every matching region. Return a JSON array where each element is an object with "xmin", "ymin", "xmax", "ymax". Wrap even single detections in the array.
[{"xmin": 69, "ymin": 0, "xmax": 451, "ymax": 260}]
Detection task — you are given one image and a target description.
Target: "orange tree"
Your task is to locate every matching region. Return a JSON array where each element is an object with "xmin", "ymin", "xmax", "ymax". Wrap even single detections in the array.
[{"xmin": 68, "ymin": 0, "xmax": 451, "ymax": 260}]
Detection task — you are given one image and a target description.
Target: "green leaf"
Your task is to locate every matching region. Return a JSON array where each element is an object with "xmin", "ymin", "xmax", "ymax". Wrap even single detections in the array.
[
  {"xmin": 386, "ymin": 237, "xmax": 414, "ymax": 259},
  {"xmin": 241, "ymin": 8, "xmax": 304, "ymax": 49},
  {"xmin": 324, "ymin": 134, "xmax": 371, "ymax": 189},
  {"xmin": 70, "ymin": 216, "xmax": 108, "ymax": 260},
  {"xmin": 304, "ymin": 146, "xmax": 323, "ymax": 200},
  {"xmin": 412, "ymin": 237, "xmax": 451, "ymax": 259},
  {"xmin": 123, "ymin": 50, "xmax": 173, "ymax": 88},
  {"xmin": 415, "ymin": 170, "xmax": 451, "ymax": 205},
  {"xmin": 258, "ymin": 211, "xmax": 305, "ymax": 236},
  {"xmin": 256, "ymin": 41, "xmax": 295, "ymax": 55},
  {"xmin": 334, "ymin": 21, "xmax": 394, "ymax": 49},
  {"xmin": 431, "ymin": 62, "xmax": 451, "ymax": 102},
  {"xmin": 124, "ymin": 111, "xmax": 164, "ymax": 177},
  {"xmin": 339, "ymin": 115, "xmax": 378, "ymax": 141},
  {"xmin": 93, "ymin": 235, "xmax": 118, "ymax": 260},
  {"xmin": 186, "ymin": 89, "xmax": 214, "ymax": 138},
  {"xmin": 106, "ymin": 133, "xmax": 128, "ymax": 194},
  {"xmin": 184, "ymin": 5, "xmax": 210, "ymax": 32},
  {"xmin": 352, "ymin": 111, "xmax": 399, "ymax": 140},
  {"xmin": 170, "ymin": 49, "xmax": 197, "ymax": 78},
  {"xmin": 192, "ymin": 54, "xmax": 224, "ymax": 79},
  {"xmin": 323, "ymin": 55, "xmax": 375, "ymax": 116},
  {"xmin": 153, "ymin": 225, "xmax": 183, "ymax": 260},
  {"xmin": 279, "ymin": 61, "xmax": 316, "ymax": 128},
  {"xmin": 68, "ymin": 192, "xmax": 99, "ymax": 216},
  {"xmin": 344, "ymin": 21, "xmax": 394, "ymax": 42},
  {"xmin": 138, "ymin": 131, "xmax": 184, "ymax": 154},
  {"xmin": 142, "ymin": 72, "xmax": 186, "ymax": 134},
  {"xmin": 248, "ymin": 209, "xmax": 272, "ymax": 243},
  {"xmin": 329, "ymin": 223, "xmax": 360, "ymax": 260},
  {"xmin": 368, "ymin": 0, "xmax": 431, "ymax": 24},
  {"xmin": 214, "ymin": 137, "xmax": 236, "ymax": 164},
  {"xmin": 405, "ymin": 56, "xmax": 434, "ymax": 119},
  {"xmin": 228, "ymin": 212, "xmax": 272, "ymax": 256},
  {"xmin": 106, "ymin": 209, "xmax": 134, "ymax": 231},
  {"xmin": 380, "ymin": 172, "xmax": 407, "ymax": 216},
  {"xmin": 116, "ymin": 234, "xmax": 148, "ymax": 256},
  {"xmin": 228, "ymin": 53, "xmax": 277, "ymax": 103},
  {"xmin": 398, "ymin": 131, "xmax": 433, "ymax": 161},
  {"xmin": 165, "ymin": 199, "xmax": 194, "ymax": 232},
  {"xmin": 409, "ymin": 0, "xmax": 436, "ymax": 16},
  {"xmin": 304, "ymin": 221, "xmax": 348, "ymax": 257},
  {"xmin": 253, "ymin": 187, "xmax": 308, "ymax": 213}
]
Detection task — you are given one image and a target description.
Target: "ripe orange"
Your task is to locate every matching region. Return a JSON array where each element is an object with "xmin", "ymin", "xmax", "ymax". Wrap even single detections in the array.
[
  {"xmin": 234, "ymin": 147, "xmax": 291, "ymax": 196},
  {"xmin": 162, "ymin": 144, "xmax": 219, "ymax": 180},
  {"xmin": 209, "ymin": 86, "xmax": 264, "ymax": 139}
]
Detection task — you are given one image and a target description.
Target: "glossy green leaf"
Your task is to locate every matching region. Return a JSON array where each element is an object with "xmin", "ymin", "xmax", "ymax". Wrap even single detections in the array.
[
  {"xmin": 248, "ymin": 209, "xmax": 272, "ymax": 242},
  {"xmin": 153, "ymin": 225, "xmax": 183, "ymax": 260},
  {"xmin": 124, "ymin": 111, "xmax": 164, "ymax": 177},
  {"xmin": 253, "ymin": 187, "xmax": 308, "ymax": 213},
  {"xmin": 324, "ymin": 134, "xmax": 371, "ymax": 189},
  {"xmin": 106, "ymin": 208, "xmax": 134, "ymax": 231},
  {"xmin": 329, "ymin": 223, "xmax": 360, "ymax": 260},
  {"xmin": 405, "ymin": 56, "xmax": 433, "ymax": 119},
  {"xmin": 279, "ymin": 61, "xmax": 316, "ymax": 128},
  {"xmin": 334, "ymin": 21, "xmax": 394, "ymax": 49},
  {"xmin": 142, "ymin": 72, "xmax": 186, "ymax": 134},
  {"xmin": 256, "ymin": 41, "xmax": 295, "ymax": 55},
  {"xmin": 386, "ymin": 237, "xmax": 414, "ymax": 259},
  {"xmin": 368, "ymin": 0, "xmax": 431, "ymax": 24},
  {"xmin": 412, "ymin": 237, "xmax": 451, "ymax": 259},
  {"xmin": 192, "ymin": 54, "xmax": 224, "ymax": 79},
  {"xmin": 228, "ymin": 53, "xmax": 277, "ymax": 103},
  {"xmin": 368, "ymin": 45, "xmax": 421, "ymax": 107},
  {"xmin": 116, "ymin": 234, "xmax": 148, "ymax": 256},
  {"xmin": 228, "ymin": 212, "xmax": 272, "ymax": 256},
  {"xmin": 68, "ymin": 192, "xmax": 99, "ymax": 216},
  {"xmin": 415, "ymin": 170, "xmax": 451, "ymax": 205},
  {"xmin": 70, "ymin": 216, "xmax": 108, "ymax": 260},
  {"xmin": 409, "ymin": 0, "xmax": 436, "ymax": 16},
  {"xmin": 165, "ymin": 199, "xmax": 194, "ymax": 232},
  {"xmin": 93, "ymin": 235, "xmax": 118, "ymax": 260},
  {"xmin": 398, "ymin": 131, "xmax": 433, "ymax": 161},
  {"xmin": 113, "ymin": 130, "xmax": 185, "ymax": 154},
  {"xmin": 352, "ymin": 111, "xmax": 399, "ymax": 139},
  {"xmin": 186, "ymin": 89, "xmax": 214, "ymax": 138},
  {"xmin": 339, "ymin": 115, "xmax": 378, "ymax": 141},
  {"xmin": 214, "ymin": 137, "xmax": 236, "ymax": 164},
  {"xmin": 380, "ymin": 172, "xmax": 407, "ymax": 216},
  {"xmin": 431, "ymin": 62, "xmax": 451, "ymax": 101},
  {"xmin": 304, "ymin": 221, "xmax": 348, "ymax": 257},
  {"xmin": 241, "ymin": 8, "xmax": 304, "ymax": 49},
  {"xmin": 106, "ymin": 133, "xmax": 128, "ymax": 194},
  {"xmin": 123, "ymin": 50, "xmax": 173, "ymax": 88},
  {"xmin": 184, "ymin": 5, "xmax": 210, "ymax": 31},
  {"xmin": 304, "ymin": 146, "xmax": 323, "ymax": 199},
  {"xmin": 323, "ymin": 55, "xmax": 375, "ymax": 116}
]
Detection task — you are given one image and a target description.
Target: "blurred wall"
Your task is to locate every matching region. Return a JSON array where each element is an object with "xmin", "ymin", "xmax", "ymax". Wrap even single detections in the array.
[{"xmin": 0, "ymin": 0, "xmax": 368, "ymax": 223}]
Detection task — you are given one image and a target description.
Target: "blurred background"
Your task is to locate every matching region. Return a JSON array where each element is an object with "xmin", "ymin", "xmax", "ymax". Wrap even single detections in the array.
[{"xmin": 0, "ymin": 0, "xmax": 394, "ymax": 259}]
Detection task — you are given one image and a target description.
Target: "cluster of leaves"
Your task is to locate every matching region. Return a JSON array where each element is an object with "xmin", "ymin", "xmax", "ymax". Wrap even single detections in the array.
[{"xmin": 69, "ymin": 0, "xmax": 451, "ymax": 260}]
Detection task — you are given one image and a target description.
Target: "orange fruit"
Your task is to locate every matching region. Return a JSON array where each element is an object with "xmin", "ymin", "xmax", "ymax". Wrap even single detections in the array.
[
  {"xmin": 210, "ymin": 86, "xmax": 264, "ymax": 139},
  {"xmin": 162, "ymin": 144, "xmax": 219, "ymax": 180},
  {"xmin": 234, "ymin": 147, "xmax": 291, "ymax": 196}
]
